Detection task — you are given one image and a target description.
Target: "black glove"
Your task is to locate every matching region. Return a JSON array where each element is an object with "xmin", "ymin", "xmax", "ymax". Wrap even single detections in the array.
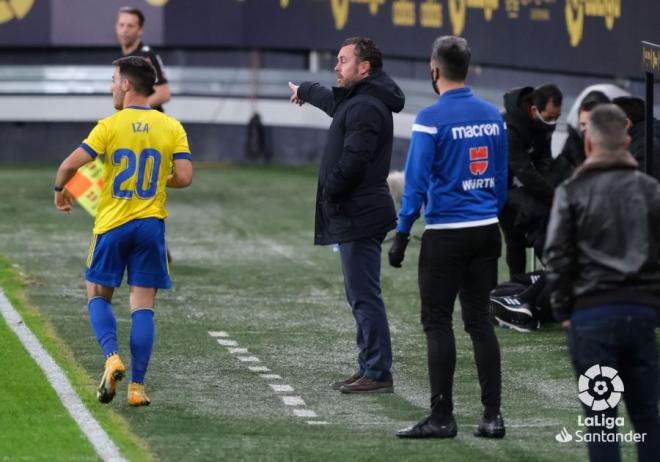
[{"xmin": 388, "ymin": 232, "xmax": 410, "ymax": 268}]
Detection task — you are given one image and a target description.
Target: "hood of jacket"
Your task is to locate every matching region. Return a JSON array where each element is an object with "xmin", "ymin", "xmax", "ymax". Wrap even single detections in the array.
[
  {"xmin": 332, "ymin": 70, "xmax": 405, "ymax": 113},
  {"xmin": 503, "ymin": 86, "xmax": 534, "ymax": 122}
]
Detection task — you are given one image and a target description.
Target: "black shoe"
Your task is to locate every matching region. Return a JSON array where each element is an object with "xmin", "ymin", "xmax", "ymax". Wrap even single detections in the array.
[
  {"xmin": 331, "ymin": 373, "xmax": 362, "ymax": 391},
  {"xmin": 474, "ymin": 413, "xmax": 505, "ymax": 438},
  {"xmin": 339, "ymin": 376, "xmax": 393, "ymax": 394},
  {"xmin": 490, "ymin": 295, "xmax": 539, "ymax": 333},
  {"xmin": 396, "ymin": 415, "xmax": 457, "ymax": 439}
]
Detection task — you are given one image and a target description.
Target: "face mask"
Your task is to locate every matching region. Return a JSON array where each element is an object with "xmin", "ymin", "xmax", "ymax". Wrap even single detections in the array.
[
  {"xmin": 533, "ymin": 107, "xmax": 557, "ymax": 133},
  {"xmin": 430, "ymin": 69, "xmax": 439, "ymax": 95}
]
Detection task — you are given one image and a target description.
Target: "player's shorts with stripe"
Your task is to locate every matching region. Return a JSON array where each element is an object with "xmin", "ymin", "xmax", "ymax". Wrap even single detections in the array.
[{"xmin": 85, "ymin": 217, "xmax": 171, "ymax": 289}]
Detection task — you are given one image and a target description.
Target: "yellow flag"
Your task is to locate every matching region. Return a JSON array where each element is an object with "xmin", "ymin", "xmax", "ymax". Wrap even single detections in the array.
[{"xmin": 65, "ymin": 158, "xmax": 104, "ymax": 216}]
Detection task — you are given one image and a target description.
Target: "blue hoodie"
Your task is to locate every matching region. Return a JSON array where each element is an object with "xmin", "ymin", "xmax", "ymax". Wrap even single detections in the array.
[{"xmin": 397, "ymin": 87, "xmax": 508, "ymax": 233}]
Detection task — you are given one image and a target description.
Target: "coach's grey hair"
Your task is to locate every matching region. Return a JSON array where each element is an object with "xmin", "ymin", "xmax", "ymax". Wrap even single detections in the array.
[
  {"xmin": 431, "ymin": 36, "xmax": 471, "ymax": 82},
  {"xmin": 586, "ymin": 104, "xmax": 629, "ymax": 152}
]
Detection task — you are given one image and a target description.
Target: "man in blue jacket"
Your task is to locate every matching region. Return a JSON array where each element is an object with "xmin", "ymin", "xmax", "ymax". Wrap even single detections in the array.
[
  {"xmin": 389, "ymin": 36, "xmax": 508, "ymax": 438},
  {"xmin": 288, "ymin": 37, "xmax": 404, "ymax": 393}
]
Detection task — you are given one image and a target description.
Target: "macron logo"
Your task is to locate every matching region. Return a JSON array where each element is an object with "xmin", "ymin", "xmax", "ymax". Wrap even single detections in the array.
[{"xmin": 452, "ymin": 123, "xmax": 500, "ymax": 140}]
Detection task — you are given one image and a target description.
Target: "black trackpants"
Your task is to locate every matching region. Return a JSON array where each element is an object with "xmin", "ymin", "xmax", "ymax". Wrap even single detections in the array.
[{"xmin": 418, "ymin": 224, "xmax": 502, "ymax": 420}]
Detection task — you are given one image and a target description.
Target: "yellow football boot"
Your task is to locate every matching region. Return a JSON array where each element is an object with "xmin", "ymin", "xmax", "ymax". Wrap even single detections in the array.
[
  {"xmin": 127, "ymin": 383, "xmax": 151, "ymax": 406},
  {"xmin": 97, "ymin": 354, "xmax": 126, "ymax": 403}
]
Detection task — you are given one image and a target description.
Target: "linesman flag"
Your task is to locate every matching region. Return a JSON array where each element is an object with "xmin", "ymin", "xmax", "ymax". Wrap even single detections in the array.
[{"xmin": 65, "ymin": 158, "xmax": 104, "ymax": 216}]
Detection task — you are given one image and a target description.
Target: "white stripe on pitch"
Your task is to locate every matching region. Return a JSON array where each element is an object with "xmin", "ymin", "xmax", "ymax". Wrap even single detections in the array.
[
  {"xmin": 269, "ymin": 384, "xmax": 294, "ymax": 393},
  {"xmin": 281, "ymin": 396, "xmax": 305, "ymax": 406},
  {"xmin": 208, "ymin": 331, "xmax": 229, "ymax": 337},
  {"xmin": 0, "ymin": 290, "xmax": 126, "ymax": 462}
]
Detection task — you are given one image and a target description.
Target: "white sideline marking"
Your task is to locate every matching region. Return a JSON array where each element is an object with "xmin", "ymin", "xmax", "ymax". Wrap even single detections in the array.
[
  {"xmin": 212, "ymin": 328, "xmax": 326, "ymax": 423},
  {"xmin": 269, "ymin": 384, "xmax": 294, "ymax": 393},
  {"xmin": 281, "ymin": 396, "xmax": 305, "ymax": 406},
  {"xmin": 208, "ymin": 331, "xmax": 229, "ymax": 337},
  {"xmin": 248, "ymin": 366, "xmax": 270, "ymax": 372},
  {"xmin": 0, "ymin": 290, "xmax": 127, "ymax": 462},
  {"xmin": 228, "ymin": 347, "xmax": 248, "ymax": 354}
]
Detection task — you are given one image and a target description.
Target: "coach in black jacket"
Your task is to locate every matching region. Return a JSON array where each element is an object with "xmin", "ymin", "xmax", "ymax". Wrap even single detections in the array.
[
  {"xmin": 499, "ymin": 84, "xmax": 562, "ymax": 277},
  {"xmin": 288, "ymin": 37, "xmax": 404, "ymax": 393},
  {"xmin": 544, "ymin": 105, "xmax": 660, "ymax": 462}
]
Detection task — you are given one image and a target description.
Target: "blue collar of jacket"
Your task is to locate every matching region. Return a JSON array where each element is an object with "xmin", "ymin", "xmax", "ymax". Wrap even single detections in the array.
[{"xmin": 437, "ymin": 87, "xmax": 473, "ymax": 101}]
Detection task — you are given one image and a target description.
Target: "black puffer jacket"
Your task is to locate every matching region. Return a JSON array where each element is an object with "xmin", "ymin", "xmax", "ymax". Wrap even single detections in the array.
[
  {"xmin": 298, "ymin": 71, "xmax": 405, "ymax": 245},
  {"xmin": 543, "ymin": 149, "xmax": 660, "ymax": 321},
  {"xmin": 503, "ymin": 87, "xmax": 555, "ymax": 203}
]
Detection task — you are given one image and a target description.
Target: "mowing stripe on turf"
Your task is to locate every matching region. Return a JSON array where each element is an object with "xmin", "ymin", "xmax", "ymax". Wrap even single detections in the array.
[
  {"xmin": 0, "ymin": 289, "xmax": 126, "ymax": 462},
  {"xmin": 208, "ymin": 330, "xmax": 329, "ymax": 425}
]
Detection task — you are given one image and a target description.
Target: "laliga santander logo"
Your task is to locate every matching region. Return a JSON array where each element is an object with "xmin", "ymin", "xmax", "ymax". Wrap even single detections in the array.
[
  {"xmin": 469, "ymin": 147, "xmax": 489, "ymax": 175},
  {"xmin": 578, "ymin": 364, "xmax": 624, "ymax": 411}
]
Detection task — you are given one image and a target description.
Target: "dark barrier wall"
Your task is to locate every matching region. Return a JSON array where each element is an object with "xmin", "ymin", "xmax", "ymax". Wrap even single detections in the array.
[{"xmin": 0, "ymin": 0, "xmax": 658, "ymax": 78}]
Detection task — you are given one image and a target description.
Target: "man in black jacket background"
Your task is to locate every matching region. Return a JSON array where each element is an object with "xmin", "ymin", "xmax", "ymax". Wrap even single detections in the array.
[
  {"xmin": 500, "ymin": 84, "xmax": 562, "ymax": 278},
  {"xmin": 613, "ymin": 96, "xmax": 660, "ymax": 181},
  {"xmin": 544, "ymin": 104, "xmax": 659, "ymax": 462},
  {"xmin": 288, "ymin": 37, "xmax": 404, "ymax": 393}
]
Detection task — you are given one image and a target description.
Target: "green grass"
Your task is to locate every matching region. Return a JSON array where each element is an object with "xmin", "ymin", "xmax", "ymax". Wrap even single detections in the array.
[
  {"xmin": 0, "ymin": 256, "xmax": 153, "ymax": 462},
  {"xmin": 0, "ymin": 164, "xmax": 642, "ymax": 461}
]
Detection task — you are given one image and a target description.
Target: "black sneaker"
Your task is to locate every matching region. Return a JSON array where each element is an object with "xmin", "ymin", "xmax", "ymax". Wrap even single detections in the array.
[
  {"xmin": 474, "ymin": 413, "xmax": 505, "ymax": 438},
  {"xmin": 396, "ymin": 415, "xmax": 457, "ymax": 439},
  {"xmin": 490, "ymin": 295, "xmax": 539, "ymax": 333}
]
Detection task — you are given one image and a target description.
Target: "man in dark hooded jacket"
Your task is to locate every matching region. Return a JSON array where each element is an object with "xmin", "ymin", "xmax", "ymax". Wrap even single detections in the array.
[
  {"xmin": 500, "ymin": 84, "xmax": 562, "ymax": 278},
  {"xmin": 288, "ymin": 37, "xmax": 404, "ymax": 393},
  {"xmin": 613, "ymin": 96, "xmax": 660, "ymax": 181}
]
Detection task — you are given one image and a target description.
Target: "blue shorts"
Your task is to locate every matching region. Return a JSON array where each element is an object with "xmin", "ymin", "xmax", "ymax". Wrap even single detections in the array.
[{"xmin": 85, "ymin": 218, "xmax": 171, "ymax": 289}]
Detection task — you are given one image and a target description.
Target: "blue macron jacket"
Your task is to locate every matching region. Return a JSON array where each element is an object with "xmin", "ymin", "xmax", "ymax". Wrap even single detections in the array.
[{"xmin": 397, "ymin": 87, "xmax": 508, "ymax": 233}]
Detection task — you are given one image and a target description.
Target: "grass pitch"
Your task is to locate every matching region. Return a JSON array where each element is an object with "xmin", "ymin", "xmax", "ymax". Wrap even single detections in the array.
[{"xmin": 0, "ymin": 165, "xmax": 643, "ymax": 461}]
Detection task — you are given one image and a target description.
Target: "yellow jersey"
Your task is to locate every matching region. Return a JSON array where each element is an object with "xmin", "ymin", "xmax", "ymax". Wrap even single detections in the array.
[{"xmin": 81, "ymin": 106, "xmax": 191, "ymax": 235}]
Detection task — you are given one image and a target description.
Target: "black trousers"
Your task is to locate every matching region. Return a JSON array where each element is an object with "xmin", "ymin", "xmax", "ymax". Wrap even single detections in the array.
[
  {"xmin": 419, "ymin": 224, "xmax": 502, "ymax": 420},
  {"xmin": 499, "ymin": 200, "xmax": 527, "ymax": 277}
]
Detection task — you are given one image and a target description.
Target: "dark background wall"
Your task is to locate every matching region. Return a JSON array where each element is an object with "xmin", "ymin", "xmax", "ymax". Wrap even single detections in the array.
[{"xmin": 1, "ymin": 0, "xmax": 658, "ymax": 79}]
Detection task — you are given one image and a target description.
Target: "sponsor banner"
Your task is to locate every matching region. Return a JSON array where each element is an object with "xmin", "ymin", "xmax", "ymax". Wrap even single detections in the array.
[{"xmin": 0, "ymin": 1, "xmax": 658, "ymax": 78}]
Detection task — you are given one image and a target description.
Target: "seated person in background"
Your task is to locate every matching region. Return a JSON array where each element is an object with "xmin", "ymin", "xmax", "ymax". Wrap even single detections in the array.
[
  {"xmin": 499, "ymin": 84, "xmax": 562, "ymax": 279},
  {"xmin": 491, "ymin": 90, "xmax": 613, "ymax": 332},
  {"xmin": 546, "ymin": 91, "xmax": 610, "ymax": 186},
  {"xmin": 613, "ymin": 96, "xmax": 660, "ymax": 181}
]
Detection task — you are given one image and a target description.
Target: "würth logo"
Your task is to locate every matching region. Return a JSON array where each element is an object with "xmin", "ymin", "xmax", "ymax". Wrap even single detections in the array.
[{"xmin": 469, "ymin": 147, "xmax": 489, "ymax": 175}]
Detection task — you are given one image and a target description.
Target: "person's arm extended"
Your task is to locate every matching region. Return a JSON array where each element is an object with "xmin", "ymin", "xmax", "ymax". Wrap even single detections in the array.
[
  {"xmin": 167, "ymin": 157, "xmax": 193, "ymax": 188},
  {"xmin": 53, "ymin": 147, "xmax": 94, "ymax": 212},
  {"xmin": 295, "ymin": 82, "xmax": 336, "ymax": 117},
  {"xmin": 148, "ymin": 83, "xmax": 171, "ymax": 108}
]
